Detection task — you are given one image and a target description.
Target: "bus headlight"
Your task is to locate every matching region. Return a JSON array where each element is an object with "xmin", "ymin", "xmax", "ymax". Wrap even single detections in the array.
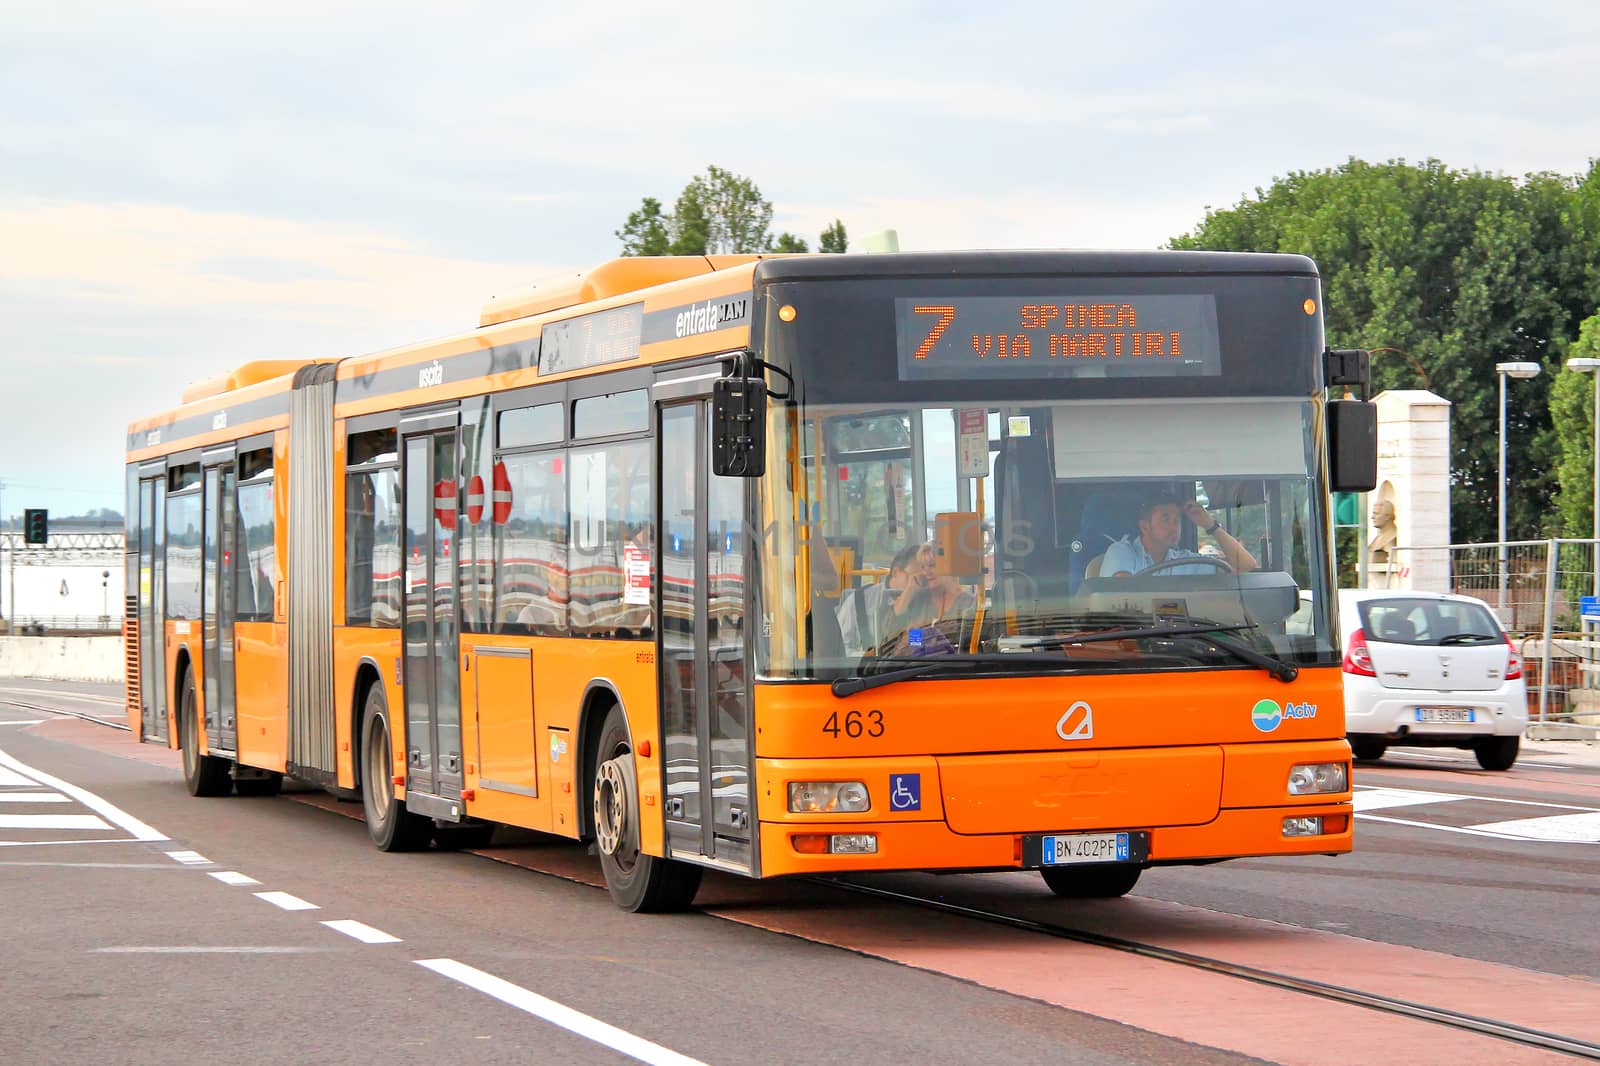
[
  {"xmin": 1287, "ymin": 763, "xmax": 1348, "ymax": 795},
  {"xmin": 788, "ymin": 781, "xmax": 870, "ymax": 813}
]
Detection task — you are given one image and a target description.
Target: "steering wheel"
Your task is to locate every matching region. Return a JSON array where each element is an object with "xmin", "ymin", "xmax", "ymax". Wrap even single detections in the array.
[{"xmin": 1135, "ymin": 554, "xmax": 1234, "ymax": 577}]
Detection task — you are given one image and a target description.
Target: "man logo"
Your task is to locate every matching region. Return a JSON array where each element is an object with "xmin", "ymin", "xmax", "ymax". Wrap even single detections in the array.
[{"xmin": 1056, "ymin": 700, "xmax": 1094, "ymax": 740}]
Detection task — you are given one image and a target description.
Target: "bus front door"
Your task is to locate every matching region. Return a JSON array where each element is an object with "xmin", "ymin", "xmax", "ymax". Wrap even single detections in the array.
[
  {"xmin": 659, "ymin": 401, "xmax": 752, "ymax": 871},
  {"xmin": 401, "ymin": 421, "xmax": 465, "ymax": 818},
  {"xmin": 201, "ymin": 455, "xmax": 238, "ymax": 756}
]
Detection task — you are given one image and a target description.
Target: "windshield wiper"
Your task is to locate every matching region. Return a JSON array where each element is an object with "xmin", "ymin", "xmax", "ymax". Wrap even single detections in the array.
[
  {"xmin": 1438, "ymin": 633, "xmax": 1498, "ymax": 645},
  {"xmin": 1017, "ymin": 623, "xmax": 1298, "ymax": 683},
  {"xmin": 831, "ymin": 658, "xmax": 981, "ymax": 698}
]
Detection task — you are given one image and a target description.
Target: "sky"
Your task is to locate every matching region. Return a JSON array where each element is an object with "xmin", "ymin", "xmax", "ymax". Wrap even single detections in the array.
[{"xmin": 2, "ymin": 1, "xmax": 1598, "ymax": 522}]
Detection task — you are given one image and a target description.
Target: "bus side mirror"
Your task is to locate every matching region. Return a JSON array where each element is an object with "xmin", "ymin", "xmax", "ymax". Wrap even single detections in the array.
[
  {"xmin": 1327, "ymin": 399, "xmax": 1377, "ymax": 492},
  {"xmin": 712, "ymin": 375, "xmax": 767, "ymax": 477}
]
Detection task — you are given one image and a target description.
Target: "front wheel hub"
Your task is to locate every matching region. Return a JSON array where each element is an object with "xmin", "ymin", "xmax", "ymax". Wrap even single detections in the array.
[{"xmin": 594, "ymin": 755, "xmax": 637, "ymax": 859}]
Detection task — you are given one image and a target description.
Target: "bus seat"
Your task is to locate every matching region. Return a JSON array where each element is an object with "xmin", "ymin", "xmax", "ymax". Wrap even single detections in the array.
[{"xmin": 1068, "ymin": 488, "xmax": 1144, "ymax": 595}]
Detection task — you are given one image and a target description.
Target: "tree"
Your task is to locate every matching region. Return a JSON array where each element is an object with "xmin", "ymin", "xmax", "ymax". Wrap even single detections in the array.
[
  {"xmin": 770, "ymin": 232, "xmax": 809, "ymax": 252},
  {"xmin": 614, "ymin": 197, "xmax": 670, "ymax": 257},
  {"xmin": 1171, "ymin": 158, "xmax": 1600, "ymax": 545},
  {"xmin": 1552, "ymin": 311, "xmax": 1600, "ymax": 536},
  {"xmin": 669, "ymin": 185, "xmax": 710, "ymax": 255},
  {"xmin": 819, "ymin": 219, "xmax": 848, "ymax": 253}
]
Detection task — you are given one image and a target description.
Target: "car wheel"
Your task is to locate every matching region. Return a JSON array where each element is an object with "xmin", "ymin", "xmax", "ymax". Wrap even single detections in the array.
[
  {"xmin": 1349, "ymin": 737, "xmax": 1387, "ymax": 762},
  {"xmin": 1473, "ymin": 736, "xmax": 1519, "ymax": 772},
  {"xmin": 1041, "ymin": 863, "xmax": 1143, "ymax": 898}
]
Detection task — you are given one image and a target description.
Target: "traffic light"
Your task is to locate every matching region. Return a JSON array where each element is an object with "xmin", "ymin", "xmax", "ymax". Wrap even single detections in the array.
[
  {"xmin": 23, "ymin": 508, "xmax": 47, "ymax": 544},
  {"xmin": 1332, "ymin": 492, "xmax": 1359, "ymax": 528}
]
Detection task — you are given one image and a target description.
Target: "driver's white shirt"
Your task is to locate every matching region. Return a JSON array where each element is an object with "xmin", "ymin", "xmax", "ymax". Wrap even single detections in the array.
[{"xmin": 1101, "ymin": 536, "xmax": 1210, "ymax": 576}]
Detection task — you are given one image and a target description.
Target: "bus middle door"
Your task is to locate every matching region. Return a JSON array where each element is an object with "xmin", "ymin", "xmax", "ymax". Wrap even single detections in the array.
[{"xmin": 400, "ymin": 412, "xmax": 465, "ymax": 820}]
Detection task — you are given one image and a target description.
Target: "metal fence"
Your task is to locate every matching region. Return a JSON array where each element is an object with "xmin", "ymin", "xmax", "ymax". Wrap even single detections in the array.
[
  {"xmin": 1384, "ymin": 539, "xmax": 1600, "ymax": 730},
  {"xmin": 0, "ymin": 531, "xmax": 124, "ymax": 635}
]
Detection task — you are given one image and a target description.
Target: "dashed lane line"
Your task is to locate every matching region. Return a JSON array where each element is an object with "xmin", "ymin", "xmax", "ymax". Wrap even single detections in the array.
[
  {"xmin": 322, "ymin": 919, "xmax": 402, "ymax": 944},
  {"xmin": 254, "ymin": 891, "xmax": 319, "ymax": 912}
]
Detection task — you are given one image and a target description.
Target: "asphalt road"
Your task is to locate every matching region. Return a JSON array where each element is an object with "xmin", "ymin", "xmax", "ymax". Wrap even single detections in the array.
[{"xmin": 4, "ymin": 680, "xmax": 1598, "ymax": 1065}]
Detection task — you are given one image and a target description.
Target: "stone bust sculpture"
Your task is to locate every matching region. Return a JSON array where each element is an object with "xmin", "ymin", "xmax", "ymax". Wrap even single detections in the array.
[{"xmin": 1369, "ymin": 498, "xmax": 1398, "ymax": 563}]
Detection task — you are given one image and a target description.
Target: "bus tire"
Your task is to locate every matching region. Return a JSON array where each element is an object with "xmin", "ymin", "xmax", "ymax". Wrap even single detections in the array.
[
  {"xmin": 361, "ymin": 685, "xmax": 431, "ymax": 852},
  {"xmin": 1349, "ymin": 737, "xmax": 1387, "ymax": 762},
  {"xmin": 1473, "ymin": 735, "xmax": 1519, "ymax": 772},
  {"xmin": 180, "ymin": 669, "xmax": 233, "ymax": 797},
  {"xmin": 591, "ymin": 703, "xmax": 701, "ymax": 912},
  {"xmin": 1041, "ymin": 863, "xmax": 1143, "ymax": 899}
]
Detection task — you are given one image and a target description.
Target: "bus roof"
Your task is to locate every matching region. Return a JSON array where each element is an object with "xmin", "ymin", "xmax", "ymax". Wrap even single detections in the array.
[{"xmin": 751, "ymin": 248, "xmax": 1319, "ymax": 283}]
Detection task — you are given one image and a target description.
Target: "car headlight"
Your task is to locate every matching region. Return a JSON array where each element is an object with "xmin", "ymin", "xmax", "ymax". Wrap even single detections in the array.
[
  {"xmin": 1287, "ymin": 762, "xmax": 1348, "ymax": 795},
  {"xmin": 788, "ymin": 781, "xmax": 870, "ymax": 813}
]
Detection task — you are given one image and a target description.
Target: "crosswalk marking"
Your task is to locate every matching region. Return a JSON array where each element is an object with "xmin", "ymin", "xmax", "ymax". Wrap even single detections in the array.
[
  {"xmin": 0, "ymin": 814, "xmax": 112, "ymax": 830},
  {"xmin": 1351, "ymin": 788, "xmax": 1469, "ymax": 812},
  {"xmin": 0, "ymin": 766, "xmax": 37, "ymax": 787},
  {"xmin": 0, "ymin": 793, "xmax": 68, "ymax": 803},
  {"xmin": 1468, "ymin": 812, "xmax": 1600, "ymax": 843}
]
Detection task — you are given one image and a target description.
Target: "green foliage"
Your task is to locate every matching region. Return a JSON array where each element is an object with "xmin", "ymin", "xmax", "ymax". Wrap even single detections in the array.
[
  {"xmin": 819, "ymin": 219, "xmax": 848, "ymax": 253},
  {"xmin": 771, "ymin": 232, "xmax": 809, "ymax": 252},
  {"xmin": 1552, "ymin": 312, "xmax": 1600, "ymax": 536},
  {"xmin": 614, "ymin": 196, "xmax": 670, "ymax": 257},
  {"xmin": 1172, "ymin": 158, "xmax": 1600, "ymax": 544},
  {"xmin": 669, "ymin": 185, "xmax": 710, "ymax": 255}
]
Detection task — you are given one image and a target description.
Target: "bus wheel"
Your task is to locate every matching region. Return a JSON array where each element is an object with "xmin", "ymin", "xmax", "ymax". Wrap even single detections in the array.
[
  {"xmin": 1041, "ymin": 863, "xmax": 1143, "ymax": 899},
  {"xmin": 234, "ymin": 772, "xmax": 283, "ymax": 798},
  {"xmin": 591, "ymin": 704, "xmax": 701, "ymax": 913},
  {"xmin": 180, "ymin": 670, "xmax": 232, "ymax": 797},
  {"xmin": 361, "ymin": 685, "xmax": 431, "ymax": 852}
]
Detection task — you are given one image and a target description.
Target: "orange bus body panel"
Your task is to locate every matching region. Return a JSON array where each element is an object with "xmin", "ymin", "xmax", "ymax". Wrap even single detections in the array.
[
  {"xmin": 164, "ymin": 624, "xmax": 196, "ymax": 752},
  {"xmin": 234, "ymin": 621, "xmax": 288, "ymax": 772},
  {"xmin": 332, "ymin": 627, "xmax": 402, "ymax": 790}
]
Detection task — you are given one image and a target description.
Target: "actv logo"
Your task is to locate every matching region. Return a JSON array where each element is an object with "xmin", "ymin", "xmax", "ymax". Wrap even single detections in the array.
[{"xmin": 1056, "ymin": 701, "xmax": 1094, "ymax": 740}]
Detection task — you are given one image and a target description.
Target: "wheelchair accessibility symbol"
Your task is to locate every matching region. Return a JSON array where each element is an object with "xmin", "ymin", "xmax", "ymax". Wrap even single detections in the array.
[{"xmin": 889, "ymin": 773, "xmax": 921, "ymax": 812}]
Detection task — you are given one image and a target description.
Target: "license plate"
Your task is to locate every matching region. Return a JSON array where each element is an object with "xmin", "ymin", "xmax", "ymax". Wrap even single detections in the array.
[
  {"xmin": 1041, "ymin": 832, "xmax": 1131, "ymax": 866},
  {"xmin": 1415, "ymin": 706, "xmax": 1474, "ymax": 723}
]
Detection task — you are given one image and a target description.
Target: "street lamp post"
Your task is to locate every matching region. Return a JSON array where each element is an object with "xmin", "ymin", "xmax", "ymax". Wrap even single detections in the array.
[{"xmin": 1496, "ymin": 361, "xmax": 1542, "ymax": 613}]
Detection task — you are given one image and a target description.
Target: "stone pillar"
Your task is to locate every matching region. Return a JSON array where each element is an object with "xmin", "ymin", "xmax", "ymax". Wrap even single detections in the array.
[{"xmin": 1370, "ymin": 389, "xmax": 1451, "ymax": 591}]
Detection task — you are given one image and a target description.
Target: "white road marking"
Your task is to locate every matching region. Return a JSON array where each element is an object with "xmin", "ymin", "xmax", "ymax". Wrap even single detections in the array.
[
  {"xmin": 209, "ymin": 871, "xmax": 261, "ymax": 886},
  {"xmin": 0, "ymin": 720, "xmax": 49, "ymax": 726},
  {"xmin": 0, "ymin": 793, "xmax": 68, "ymax": 803},
  {"xmin": 321, "ymin": 920, "xmax": 401, "ymax": 944},
  {"xmin": 0, "ymin": 765, "xmax": 37, "ymax": 786},
  {"xmin": 1468, "ymin": 812, "xmax": 1600, "ymax": 843},
  {"xmin": 0, "ymin": 747, "xmax": 167, "ymax": 841},
  {"xmin": 165, "ymin": 850, "xmax": 210, "ymax": 865},
  {"xmin": 0, "ymin": 686, "xmax": 123, "ymax": 706},
  {"xmin": 417, "ymin": 958, "xmax": 706, "ymax": 1066},
  {"xmin": 1351, "ymin": 787, "xmax": 1469, "ymax": 812},
  {"xmin": 1358, "ymin": 812, "xmax": 1598, "ymax": 843},
  {"xmin": 94, "ymin": 946, "xmax": 325, "ymax": 954},
  {"xmin": 0, "ymin": 814, "xmax": 111, "ymax": 830},
  {"xmin": 0, "ymin": 837, "xmax": 149, "ymax": 849},
  {"xmin": 254, "ymin": 891, "xmax": 319, "ymax": 911}
]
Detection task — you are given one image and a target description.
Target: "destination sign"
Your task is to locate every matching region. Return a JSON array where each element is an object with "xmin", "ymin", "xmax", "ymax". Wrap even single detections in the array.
[
  {"xmin": 539, "ymin": 302, "xmax": 643, "ymax": 376},
  {"xmin": 894, "ymin": 294, "xmax": 1221, "ymax": 381}
]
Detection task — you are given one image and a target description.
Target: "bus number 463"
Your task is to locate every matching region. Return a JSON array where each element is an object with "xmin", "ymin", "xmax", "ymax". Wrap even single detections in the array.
[{"xmin": 823, "ymin": 709, "xmax": 885, "ymax": 739}]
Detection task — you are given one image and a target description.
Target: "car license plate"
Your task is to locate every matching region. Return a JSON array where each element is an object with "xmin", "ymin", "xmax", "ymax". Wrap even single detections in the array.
[
  {"xmin": 1041, "ymin": 832, "xmax": 1131, "ymax": 866},
  {"xmin": 1415, "ymin": 706, "xmax": 1474, "ymax": 723}
]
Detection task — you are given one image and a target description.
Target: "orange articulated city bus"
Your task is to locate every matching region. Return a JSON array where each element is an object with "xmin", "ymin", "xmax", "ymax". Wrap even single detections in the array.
[{"xmin": 124, "ymin": 250, "xmax": 1377, "ymax": 911}]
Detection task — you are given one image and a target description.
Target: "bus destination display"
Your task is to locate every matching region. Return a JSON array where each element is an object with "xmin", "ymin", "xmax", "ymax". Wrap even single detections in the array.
[
  {"xmin": 539, "ymin": 302, "xmax": 643, "ymax": 375},
  {"xmin": 895, "ymin": 294, "xmax": 1221, "ymax": 381}
]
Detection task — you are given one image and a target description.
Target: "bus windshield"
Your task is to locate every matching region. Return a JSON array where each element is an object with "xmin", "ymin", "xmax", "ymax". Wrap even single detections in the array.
[{"xmin": 755, "ymin": 397, "xmax": 1338, "ymax": 680}]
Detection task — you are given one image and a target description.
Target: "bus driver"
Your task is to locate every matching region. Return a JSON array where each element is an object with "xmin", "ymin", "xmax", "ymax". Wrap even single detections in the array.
[{"xmin": 1102, "ymin": 492, "xmax": 1258, "ymax": 577}]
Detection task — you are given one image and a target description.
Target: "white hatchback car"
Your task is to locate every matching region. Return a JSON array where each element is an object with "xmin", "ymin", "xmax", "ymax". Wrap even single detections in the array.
[{"xmin": 1338, "ymin": 589, "xmax": 1528, "ymax": 770}]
